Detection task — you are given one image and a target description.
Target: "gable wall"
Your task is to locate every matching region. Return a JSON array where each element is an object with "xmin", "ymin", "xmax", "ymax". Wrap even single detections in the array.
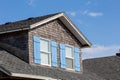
[
  {"xmin": 28, "ymin": 19, "xmax": 83, "ymax": 79},
  {"xmin": 29, "ymin": 19, "xmax": 82, "ymax": 63}
]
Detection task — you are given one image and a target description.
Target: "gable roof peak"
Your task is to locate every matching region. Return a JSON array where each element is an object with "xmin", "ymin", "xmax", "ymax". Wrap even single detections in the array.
[{"xmin": 0, "ymin": 12, "xmax": 91, "ymax": 47}]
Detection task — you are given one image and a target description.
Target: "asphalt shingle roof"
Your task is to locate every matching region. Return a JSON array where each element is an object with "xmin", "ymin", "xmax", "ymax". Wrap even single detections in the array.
[
  {"xmin": 0, "ymin": 13, "xmax": 59, "ymax": 33},
  {"xmin": 83, "ymin": 56, "xmax": 120, "ymax": 80},
  {"xmin": 0, "ymin": 46, "xmax": 104, "ymax": 80}
]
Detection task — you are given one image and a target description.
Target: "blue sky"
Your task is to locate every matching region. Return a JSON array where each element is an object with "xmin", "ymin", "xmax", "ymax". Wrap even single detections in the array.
[{"xmin": 0, "ymin": 0, "xmax": 120, "ymax": 59}]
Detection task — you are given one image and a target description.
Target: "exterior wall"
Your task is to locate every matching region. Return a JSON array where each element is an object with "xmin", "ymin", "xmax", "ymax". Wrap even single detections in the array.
[
  {"xmin": 0, "ymin": 30, "xmax": 29, "ymax": 62},
  {"xmin": 28, "ymin": 19, "xmax": 83, "ymax": 79}
]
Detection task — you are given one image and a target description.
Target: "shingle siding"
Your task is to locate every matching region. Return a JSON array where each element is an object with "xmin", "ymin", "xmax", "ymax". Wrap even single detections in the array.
[
  {"xmin": 0, "ymin": 19, "xmax": 83, "ymax": 80},
  {"xmin": 28, "ymin": 19, "xmax": 83, "ymax": 79},
  {"xmin": 0, "ymin": 30, "xmax": 28, "ymax": 50},
  {"xmin": 0, "ymin": 30, "xmax": 29, "ymax": 62},
  {"xmin": 29, "ymin": 20, "xmax": 82, "ymax": 62}
]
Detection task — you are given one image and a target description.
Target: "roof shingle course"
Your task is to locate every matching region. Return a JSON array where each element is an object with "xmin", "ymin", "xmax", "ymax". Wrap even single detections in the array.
[
  {"xmin": 83, "ymin": 56, "xmax": 120, "ymax": 80},
  {"xmin": 0, "ymin": 13, "xmax": 60, "ymax": 33},
  {"xmin": 0, "ymin": 47, "xmax": 104, "ymax": 80}
]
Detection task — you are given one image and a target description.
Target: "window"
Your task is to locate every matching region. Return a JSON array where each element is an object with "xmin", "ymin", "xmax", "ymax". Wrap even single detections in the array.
[
  {"xmin": 33, "ymin": 36, "xmax": 80, "ymax": 71},
  {"xmin": 60, "ymin": 43, "xmax": 80, "ymax": 71},
  {"xmin": 65, "ymin": 46, "xmax": 74, "ymax": 69},
  {"xmin": 40, "ymin": 39, "xmax": 51, "ymax": 65},
  {"xmin": 33, "ymin": 36, "xmax": 58, "ymax": 67}
]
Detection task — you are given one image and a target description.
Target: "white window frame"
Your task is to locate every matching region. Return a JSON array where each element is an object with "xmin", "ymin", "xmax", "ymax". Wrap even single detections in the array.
[
  {"xmin": 65, "ymin": 45, "xmax": 75, "ymax": 71},
  {"xmin": 40, "ymin": 38, "xmax": 51, "ymax": 66}
]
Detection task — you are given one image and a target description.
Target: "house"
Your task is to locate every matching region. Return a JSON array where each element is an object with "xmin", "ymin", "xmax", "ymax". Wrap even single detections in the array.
[
  {"xmin": 83, "ymin": 55, "xmax": 120, "ymax": 80},
  {"xmin": 0, "ymin": 12, "xmax": 91, "ymax": 80}
]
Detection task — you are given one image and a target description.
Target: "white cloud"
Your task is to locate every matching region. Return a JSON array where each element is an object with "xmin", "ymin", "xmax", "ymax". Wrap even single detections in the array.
[
  {"xmin": 69, "ymin": 12, "xmax": 76, "ymax": 17},
  {"xmin": 27, "ymin": 0, "xmax": 35, "ymax": 6},
  {"xmin": 88, "ymin": 12, "xmax": 103, "ymax": 17},
  {"xmin": 81, "ymin": 10, "xmax": 89, "ymax": 15},
  {"xmin": 82, "ymin": 45, "xmax": 120, "ymax": 59},
  {"xmin": 80, "ymin": 10, "xmax": 103, "ymax": 17},
  {"xmin": 86, "ymin": 1, "xmax": 91, "ymax": 5}
]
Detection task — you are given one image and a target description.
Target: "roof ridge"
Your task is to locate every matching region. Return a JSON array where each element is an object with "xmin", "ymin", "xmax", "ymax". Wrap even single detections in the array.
[{"xmin": 0, "ymin": 12, "xmax": 63, "ymax": 26}]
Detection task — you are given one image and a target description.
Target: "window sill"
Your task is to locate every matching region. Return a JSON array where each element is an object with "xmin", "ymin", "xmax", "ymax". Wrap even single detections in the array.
[
  {"xmin": 66, "ymin": 68, "xmax": 81, "ymax": 73},
  {"xmin": 66, "ymin": 68, "xmax": 75, "ymax": 71},
  {"xmin": 40, "ymin": 63, "xmax": 51, "ymax": 67}
]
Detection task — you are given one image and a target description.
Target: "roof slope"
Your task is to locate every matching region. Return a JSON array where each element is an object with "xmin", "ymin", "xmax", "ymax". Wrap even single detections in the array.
[
  {"xmin": 0, "ymin": 47, "xmax": 103, "ymax": 80},
  {"xmin": 80, "ymin": 70, "xmax": 104, "ymax": 80},
  {"xmin": 0, "ymin": 13, "xmax": 59, "ymax": 33},
  {"xmin": 83, "ymin": 56, "xmax": 120, "ymax": 80}
]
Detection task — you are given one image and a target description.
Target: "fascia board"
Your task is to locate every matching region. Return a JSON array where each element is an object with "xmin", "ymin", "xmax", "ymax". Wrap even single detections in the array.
[
  {"xmin": 11, "ymin": 73, "xmax": 57, "ymax": 80},
  {"xmin": 59, "ymin": 14, "xmax": 91, "ymax": 47},
  {"xmin": 0, "ymin": 28, "xmax": 29, "ymax": 34},
  {"xmin": 30, "ymin": 13, "xmax": 91, "ymax": 47},
  {"xmin": 30, "ymin": 13, "xmax": 64, "ymax": 29}
]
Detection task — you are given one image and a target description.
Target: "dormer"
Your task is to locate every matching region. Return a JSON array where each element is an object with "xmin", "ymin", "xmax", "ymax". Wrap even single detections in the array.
[{"xmin": 0, "ymin": 12, "xmax": 91, "ymax": 80}]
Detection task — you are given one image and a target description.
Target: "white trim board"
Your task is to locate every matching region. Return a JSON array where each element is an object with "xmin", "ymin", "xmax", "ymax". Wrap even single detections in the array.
[
  {"xmin": 0, "ymin": 28, "xmax": 29, "ymax": 34},
  {"xmin": 11, "ymin": 73, "xmax": 58, "ymax": 80},
  {"xmin": 30, "ymin": 13, "xmax": 64, "ymax": 29}
]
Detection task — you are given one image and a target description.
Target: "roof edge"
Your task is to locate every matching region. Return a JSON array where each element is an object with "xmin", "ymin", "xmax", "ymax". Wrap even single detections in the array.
[
  {"xmin": 61, "ymin": 13, "xmax": 92, "ymax": 47},
  {"xmin": 0, "ymin": 66, "xmax": 11, "ymax": 76},
  {"xmin": 30, "ymin": 12, "xmax": 64, "ymax": 29},
  {"xmin": 0, "ymin": 27, "xmax": 29, "ymax": 34},
  {"xmin": 30, "ymin": 12, "xmax": 91, "ymax": 47},
  {"xmin": 11, "ymin": 73, "xmax": 57, "ymax": 80}
]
